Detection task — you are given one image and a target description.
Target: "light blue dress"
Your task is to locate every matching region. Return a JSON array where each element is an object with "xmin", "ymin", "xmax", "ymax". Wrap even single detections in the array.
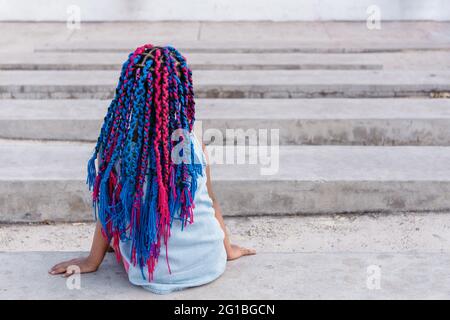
[{"xmin": 118, "ymin": 133, "xmax": 227, "ymax": 294}]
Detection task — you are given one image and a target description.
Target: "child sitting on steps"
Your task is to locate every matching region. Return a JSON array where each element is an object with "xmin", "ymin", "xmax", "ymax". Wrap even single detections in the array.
[{"xmin": 49, "ymin": 44, "xmax": 255, "ymax": 294}]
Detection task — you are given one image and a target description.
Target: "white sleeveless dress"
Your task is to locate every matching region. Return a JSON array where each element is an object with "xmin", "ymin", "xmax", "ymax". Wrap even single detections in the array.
[{"xmin": 118, "ymin": 133, "xmax": 227, "ymax": 294}]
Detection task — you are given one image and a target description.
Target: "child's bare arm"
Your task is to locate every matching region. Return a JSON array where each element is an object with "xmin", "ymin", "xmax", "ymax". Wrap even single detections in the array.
[
  {"xmin": 50, "ymin": 153, "xmax": 110, "ymax": 276},
  {"xmin": 49, "ymin": 221, "xmax": 109, "ymax": 276},
  {"xmin": 202, "ymin": 143, "xmax": 256, "ymax": 260}
]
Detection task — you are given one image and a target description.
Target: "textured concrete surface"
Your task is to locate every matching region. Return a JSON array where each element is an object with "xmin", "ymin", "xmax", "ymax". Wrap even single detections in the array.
[
  {"xmin": 1, "ymin": 251, "xmax": 449, "ymax": 299},
  {"xmin": 2, "ymin": 51, "xmax": 450, "ymax": 71},
  {"xmin": 36, "ymin": 40, "xmax": 450, "ymax": 54},
  {"xmin": 2, "ymin": 213, "xmax": 450, "ymax": 253},
  {"xmin": 1, "ymin": 70, "xmax": 450, "ymax": 99},
  {"xmin": 3, "ymin": 141, "xmax": 450, "ymax": 182},
  {"xmin": 0, "ymin": 52, "xmax": 384, "ymax": 70},
  {"xmin": 1, "ymin": 22, "xmax": 447, "ymax": 53},
  {"xmin": 2, "ymin": 140, "xmax": 450, "ymax": 222},
  {"xmin": 5, "ymin": 98, "xmax": 450, "ymax": 120},
  {"xmin": 1, "ymin": 213, "xmax": 449, "ymax": 299},
  {"xmin": 2, "ymin": 98, "xmax": 450, "ymax": 145},
  {"xmin": 3, "ymin": 70, "xmax": 449, "ymax": 87}
]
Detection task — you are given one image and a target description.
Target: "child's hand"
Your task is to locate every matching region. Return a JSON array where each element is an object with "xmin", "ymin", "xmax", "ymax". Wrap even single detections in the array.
[
  {"xmin": 226, "ymin": 244, "xmax": 256, "ymax": 261},
  {"xmin": 49, "ymin": 257, "xmax": 100, "ymax": 277}
]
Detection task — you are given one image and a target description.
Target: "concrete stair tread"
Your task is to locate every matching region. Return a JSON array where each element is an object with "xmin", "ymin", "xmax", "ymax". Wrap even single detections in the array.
[
  {"xmin": 0, "ymin": 52, "xmax": 383, "ymax": 70},
  {"xmin": 4, "ymin": 52, "xmax": 450, "ymax": 71},
  {"xmin": 1, "ymin": 70, "xmax": 449, "ymax": 86},
  {"xmin": 2, "ymin": 251, "xmax": 450, "ymax": 299},
  {"xmin": 35, "ymin": 39, "xmax": 450, "ymax": 53},
  {"xmin": 2, "ymin": 99, "xmax": 450, "ymax": 146},
  {"xmin": 2, "ymin": 70, "xmax": 449, "ymax": 99},
  {"xmin": 2, "ymin": 98, "xmax": 450, "ymax": 120},
  {"xmin": 2, "ymin": 141, "xmax": 450, "ymax": 181}
]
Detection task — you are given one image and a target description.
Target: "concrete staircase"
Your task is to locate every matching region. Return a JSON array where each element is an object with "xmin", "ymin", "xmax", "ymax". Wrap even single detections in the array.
[{"xmin": 1, "ymin": 36, "xmax": 450, "ymax": 223}]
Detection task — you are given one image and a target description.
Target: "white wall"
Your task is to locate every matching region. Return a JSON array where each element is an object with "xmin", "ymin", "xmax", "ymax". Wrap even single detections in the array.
[{"xmin": 0, "ymin": 0, "xmax": 448, "ymax": 21}]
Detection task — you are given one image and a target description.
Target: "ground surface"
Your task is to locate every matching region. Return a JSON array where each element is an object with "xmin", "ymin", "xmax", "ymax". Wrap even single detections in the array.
[
  {"xmin": 2, "ymin": 213, "xmax": 450, "ymax": 253},
  {"xmin": 1, "ymin": 213, "xmax": 450, "ymax": 299}
]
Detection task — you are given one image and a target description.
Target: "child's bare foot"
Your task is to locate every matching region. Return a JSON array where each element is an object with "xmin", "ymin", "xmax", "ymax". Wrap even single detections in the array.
[
  {"xmin": 226, "ymin": 244, "xmax": 256, "ymax": 261},
  {"xmin": 49, "ymin": 257, "xmax": 100, "ymax": 277}
]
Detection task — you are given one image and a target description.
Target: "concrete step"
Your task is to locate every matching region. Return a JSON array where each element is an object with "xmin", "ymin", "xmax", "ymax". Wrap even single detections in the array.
[
  {"xmin": 2, "ymin": 99, "xmax": 450, "ymax": 145},
  {"xmin": 2, "ymin": 212, "xmax": 450, "ymax": 299},
  {"xmin": 2, "ymin": 251, "xmax": 450, "ymax": 299},
  {"xmin": 1, "ymin": 70, "xmax": 450, "ymax": 99},
  {"xmin": 0, "ymin": 52, "xmax": 382, "ymax": 71},
  {"xmin": 1, "ymin": 140, "xmax": 450, "ymax": 222},
  {"xmin": 35, "ymin": 40, "xmax": 450, "ymax": 54},
  {"xmin": 3, "ymin": 213, "xmax": 450, "ymax": 254},
  {"xmin": 3, "ymin": 52, "xmax": 450, "ymax": 71}
]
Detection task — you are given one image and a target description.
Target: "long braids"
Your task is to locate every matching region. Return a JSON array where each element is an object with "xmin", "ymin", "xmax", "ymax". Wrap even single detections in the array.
[{"xmin": 87, "ymin": 45, "xmax": 202, "ymax": 280}]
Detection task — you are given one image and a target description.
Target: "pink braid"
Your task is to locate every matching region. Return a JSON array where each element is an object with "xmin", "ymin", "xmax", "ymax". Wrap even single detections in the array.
[
  {"xmin": 152, "ymin": 51, "xmax": 171, "ymax": 253},
  {"xmin": 160, "ymin": 53, "xmax": 171, "ymax": 187}
]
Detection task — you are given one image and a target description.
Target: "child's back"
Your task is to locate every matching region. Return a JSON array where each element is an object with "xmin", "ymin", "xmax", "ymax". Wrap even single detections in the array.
[
  {"xmin": 120, "ymin": 132, "xmax": 226, "ymax": 294},
  {"xmin": 49, "ymin": 44, "xmax": 255, "ymax": 294}
]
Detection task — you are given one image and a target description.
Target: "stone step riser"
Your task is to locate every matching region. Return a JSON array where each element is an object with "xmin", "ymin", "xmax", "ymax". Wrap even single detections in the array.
[
  {"xmin": 35, "ymin": 47, "xmax": 450, "ymax": 54},
  {"xmin": 2, "ymin": 99, "xmax": 450, "ymax": 145},
  {"xmin": 0, "ymin": 64, "xmax": 382, "ymax": 71},
  {"xmin": 3, "ymin": 118, "xmax": 450, "ymax": 146},
  {"xmin": 4, "ymin": 51, "xmax": 450, "ymax": 71},
  {"xmin": 1, "ymin": 70, "xmax": 449, "ymax": 99},
  {"xmin": 3, "ymin": 70, "xmax": 450, "ymax": 98},
  {"xmin": 0, "ymin": 52, "xmax": 388, "ymax": 71},
  {"xmin": 2, "ymin": 180, "xmax": 449, "ymax": 223},
  {"xmin": 1, "ymin": 85, "xmax": 448, "ymax": 99}
]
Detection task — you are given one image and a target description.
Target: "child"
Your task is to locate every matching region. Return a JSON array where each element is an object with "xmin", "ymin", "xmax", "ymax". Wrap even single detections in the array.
[{"xmin": 49, "ymin": 44, "xmax": 255, "ymax": 294}]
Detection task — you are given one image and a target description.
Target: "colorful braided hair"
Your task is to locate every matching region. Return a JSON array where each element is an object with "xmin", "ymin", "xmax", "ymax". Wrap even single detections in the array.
[{"xmin": 86, "ymin": 44, "xmax": 202, "ymax": 280}]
